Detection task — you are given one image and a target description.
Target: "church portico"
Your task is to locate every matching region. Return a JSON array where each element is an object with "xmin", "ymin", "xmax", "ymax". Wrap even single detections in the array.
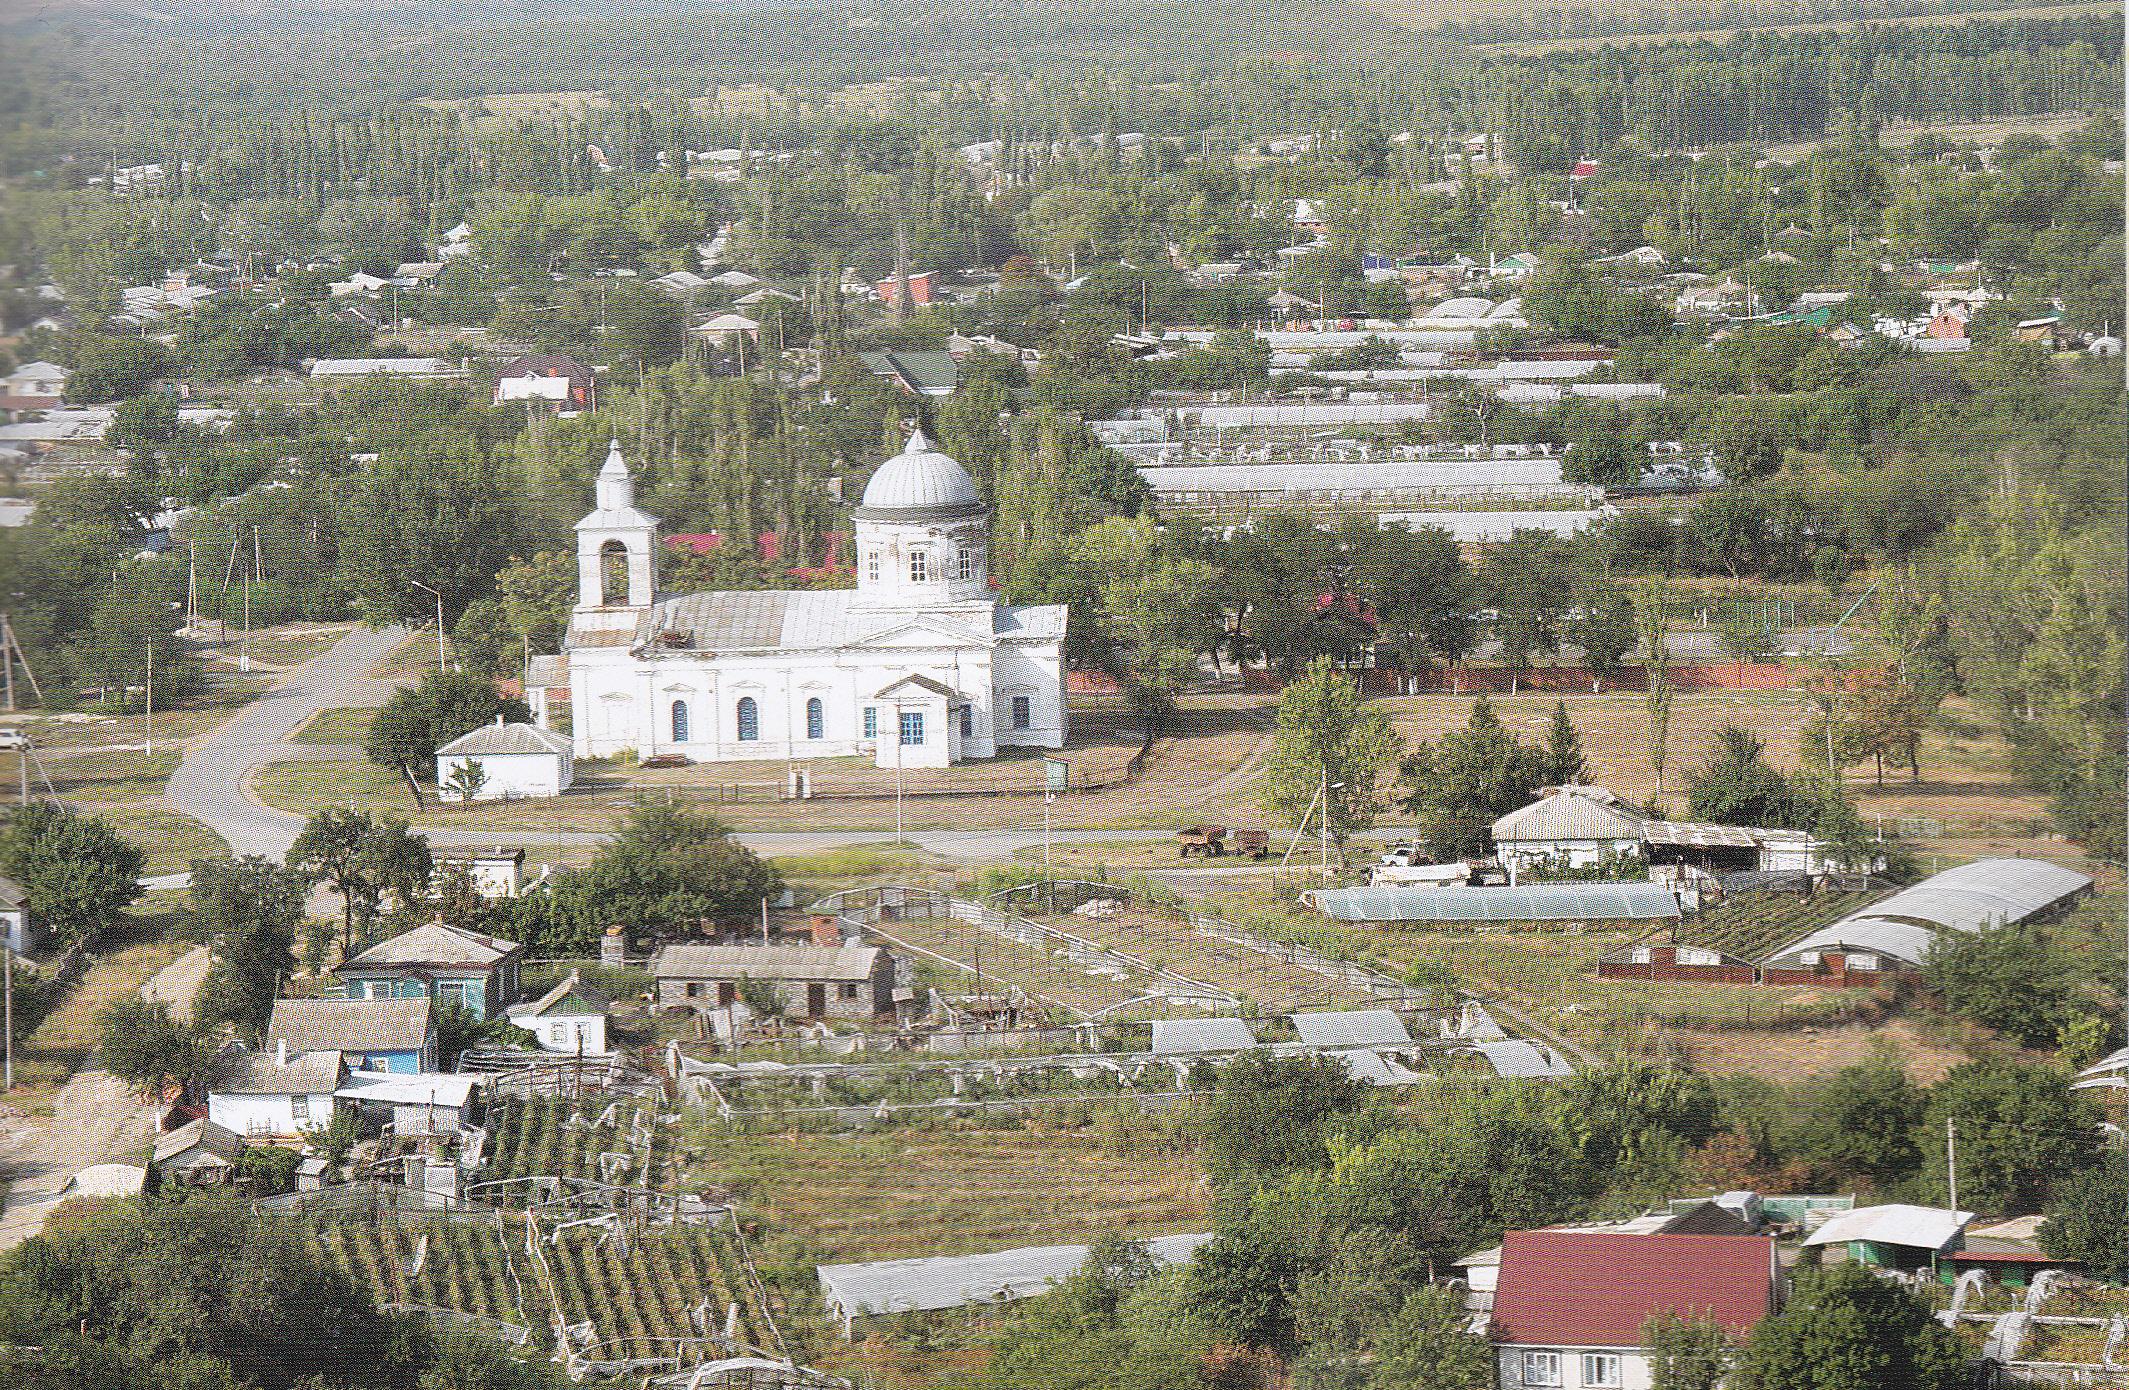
[{"xmin": 542, "ymin": 433, "xmax": 1067, "ymax": 769}]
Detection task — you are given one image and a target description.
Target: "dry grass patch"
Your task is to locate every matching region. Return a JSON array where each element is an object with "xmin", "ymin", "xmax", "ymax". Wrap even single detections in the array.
[{"xmin": 690, "ymin": 1123, "xmax": 1208, "ymax": 1263}]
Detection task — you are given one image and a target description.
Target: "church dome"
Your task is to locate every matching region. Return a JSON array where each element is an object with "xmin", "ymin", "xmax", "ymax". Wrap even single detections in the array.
[{"xmin": 855, "ymin": 429, "xmax": 986, "ymax": 520}]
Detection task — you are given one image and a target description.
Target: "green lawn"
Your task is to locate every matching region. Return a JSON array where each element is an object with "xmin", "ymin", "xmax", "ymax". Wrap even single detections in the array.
[{"xmin": 291, "ymin": 706, "xmax": 381, "ymax": 745}]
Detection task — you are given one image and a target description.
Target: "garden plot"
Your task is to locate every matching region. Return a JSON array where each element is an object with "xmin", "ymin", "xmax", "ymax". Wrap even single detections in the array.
[
  {"xmin": 540, "ymin": 1221, "xmax": 776, "ymax": 1355},
  {"xmin": 1019, "ymin": 900, "xmax": 1401, "ymax": 1014},
  {"xmin": 311, "ymin": 1211, "xmax": 534, "ymax": 1328},
  {"xmin": 483, "ymin": 1095, "xmax": 679, "ymax": 1187}
]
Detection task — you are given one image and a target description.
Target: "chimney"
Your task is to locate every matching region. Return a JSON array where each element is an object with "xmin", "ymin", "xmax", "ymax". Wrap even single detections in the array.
[{"xmin": 275, "ymin": 1039, "xmax": 289, "ymax": 1066}]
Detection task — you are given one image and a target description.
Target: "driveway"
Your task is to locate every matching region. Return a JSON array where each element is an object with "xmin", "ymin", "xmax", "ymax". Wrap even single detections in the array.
[
  {"xmin": 0, "ymin": 944, "xmax": 211, "ymax": 1249},
  {"xmin": 163, "ymin": 625, "xmax": 408, "ymax": 860}
]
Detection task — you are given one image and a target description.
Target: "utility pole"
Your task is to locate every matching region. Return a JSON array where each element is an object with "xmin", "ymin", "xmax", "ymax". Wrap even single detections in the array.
[
  {"xmin": 3, "ymin": 945, "xmax": 12, "ymax": 1092},
  {"xmin": 1945, "ymin": 1116, "xmax": 1959, "ymax": 1211},
  {"xmin": 1320, "ymin": 766, "xmax": 1331, "ymax": 884},
  {"xmin": 143, "ymin": 634, "xmax": 153, "ymax": 758},
  {"xmin": 411, "ymin": 580, "xmax": 446, "ymax": 672}
]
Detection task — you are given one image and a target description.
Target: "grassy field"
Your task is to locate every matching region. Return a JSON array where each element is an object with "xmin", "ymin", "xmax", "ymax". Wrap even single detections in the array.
[
  {"xmin": 290, "ymin": 706, "xmax": 377, "ymax": 745},
  {"xmin": 686, "ymin": 1121, "xmax": 1209, "ymax": 1266},
  {"xmin": 8, "ymin": 900, "xmax": 190, "ymax": 1105}
]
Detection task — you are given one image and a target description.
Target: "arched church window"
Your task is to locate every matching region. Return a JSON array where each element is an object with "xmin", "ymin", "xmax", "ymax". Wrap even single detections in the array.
[
  {"xmin": 955, "ymin": 547, "xmax": 974, "ymax": 581},
  {"xmin": 909, "ymin": 549, "xmax": 929, "ymax": 583},
  {"xmin": 806, "ymin": 697, "xmax": 824, "ymax": 740},
  {"xmin": 599, "ymin": 539, "xmax": 630, "ymax": 605},
  {"xmin": 736, "ymin": 696, "xmax": 759, "ymax": 741},
  {"xmin": 671, "ymin": 700, "xmax": 690, "ymax": 742}
]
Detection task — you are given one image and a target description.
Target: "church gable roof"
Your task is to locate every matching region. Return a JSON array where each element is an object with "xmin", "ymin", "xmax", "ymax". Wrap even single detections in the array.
[{"xmin": 639, "ymin": 588, "xmax": 1009, "ymax": 654}]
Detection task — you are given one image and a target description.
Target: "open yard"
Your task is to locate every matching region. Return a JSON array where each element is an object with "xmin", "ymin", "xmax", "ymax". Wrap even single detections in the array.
[
  {"xmin": 685, "ymin": 1122, "xmax": 1208, "ymax": 1265},
  {"xmin": 7, "ymin": 899, "xmax": 189, "ymax": 1102}
]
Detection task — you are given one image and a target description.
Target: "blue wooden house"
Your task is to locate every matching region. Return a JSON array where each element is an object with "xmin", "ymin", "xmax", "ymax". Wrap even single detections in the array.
[
  {"xmin": 334, "ymin": 921, "xmax": 524, "ymax": 1021},
  {"xmin": 266, "ymin": 997, "xmax": 437, "ymax": 1075}
]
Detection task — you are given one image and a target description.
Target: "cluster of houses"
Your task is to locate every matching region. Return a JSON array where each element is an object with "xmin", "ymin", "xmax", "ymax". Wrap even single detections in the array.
[
  {"xmin": 1464, "ymin": 1196, "xmax": 2118, "ymax": 1389},
  {"xmin": 162, "ymin": 866, "xmax": 913, "ymax": 1192},
  {"xmin": 1309, "ymin": 785, "xmax": 2097, "ymax": 993}
]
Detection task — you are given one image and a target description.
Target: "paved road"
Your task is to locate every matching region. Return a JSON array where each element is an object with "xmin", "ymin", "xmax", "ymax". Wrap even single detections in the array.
[
  {"xmin": 0, "ymin": 944, "xmax": 212, "ymax": 1249},
  {"xmin": 163, "ymin": 625, "xmax": 409, "ymax": 860}
]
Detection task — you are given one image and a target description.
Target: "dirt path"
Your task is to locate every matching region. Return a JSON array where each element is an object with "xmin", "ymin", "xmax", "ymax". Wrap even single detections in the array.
[{"xmin": 0, "ymin": 945, "xmax": 212, "ymax": 1248}]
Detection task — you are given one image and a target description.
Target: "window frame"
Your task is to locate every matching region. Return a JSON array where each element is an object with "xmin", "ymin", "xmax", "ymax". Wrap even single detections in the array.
[
  {"xmin": 959, "ymin": 704, "xmax": 973, "ymax": 738},
  {"xmin": 670, "ymin": 698, "xmax": 690, "ymax": 743},
  {"xmin": 864, "ymin": 550, "xmax": 881, "ymax": 583},
  {"xmin": 898, "ymin": 710, "xmax": 925, "ymax": 746},
  {"xmin": 805, "ymin": 696, "xmax": 825, "ymax": 740},
  {"xmin": 736, "ymin": 695, "xmax": 759, "ymax": 742},
  {"xmin": 862, "ymin": 706, "xmax": 877, "ymax": 740},
  {"xmin": 955, "ymin": 546, "xmax": 974, "ymax": 581},
  {"xmin": 1521, "ymin": 1351, "xmax": 1563, "ymax": 1388},
  {"xmin": 908, "ymin": 549, "xmax": 929, "ymax": 583},
  {"xmin": 1580, "ymin": 1352, "xmax": 1622, "ymax": 1388},
  {"xmin": 1011, "ymin": 695, "xmax": 1032, "ymax": 730}
]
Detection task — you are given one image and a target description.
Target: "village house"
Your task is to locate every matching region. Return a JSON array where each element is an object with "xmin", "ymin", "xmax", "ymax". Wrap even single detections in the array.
[
  {"xmin": 335, "ymin": 920, "xmax": 525, "ymax": 1020},
  {"xmin": 205, "ymin": 1043, "xmax": 347, "ymax": 1139},
  {"xmin": 493, "ymin": 354, "xmax": 596, "ymax": 415},
  {"xmin": 505, "ymin": 970, "xmax": 612, "ymax": 1054},
  {"xmin": 266, "ymin": 997, "xmax": 437, "ymax": 1074},
  {"xmin": 1489, "ymin": 1229, "xmax": 1779, "ymax": 1389},
  {"xmin": 0, "ymin": 874, "xmax": 38, "ymax": 954},
  {"xmin": 151, "ymin": 1117, "xmax": 247, "ymax": 1187},
  {"xmin": 431, "ymin": 846, "xmax": 530, "ymax": 899},
  {"xmin": 652, "ymin": 943, "xmax": 897, "ymax": 1021},
  {"xmin": 1490, "ymin": 786, "xmax": 1839, "ymax": 882},
  {"xmin": 0, "ymin": 361, "xmax": 68, "ymax": 413},
  {"xmin": 435, "ymin": 719, "xmax": 574, "ymax": 800}
]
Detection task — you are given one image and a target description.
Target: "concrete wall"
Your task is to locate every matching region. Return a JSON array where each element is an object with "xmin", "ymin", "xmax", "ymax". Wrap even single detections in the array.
[{"xmin": 208, "ymin": 1091, "xmax": 338, "ymax": 1138}]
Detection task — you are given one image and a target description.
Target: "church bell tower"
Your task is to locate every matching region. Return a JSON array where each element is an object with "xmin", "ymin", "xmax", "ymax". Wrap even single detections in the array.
[{"xmin": 575, "ymin": 440, "xmax": 661, "ymax": 612}]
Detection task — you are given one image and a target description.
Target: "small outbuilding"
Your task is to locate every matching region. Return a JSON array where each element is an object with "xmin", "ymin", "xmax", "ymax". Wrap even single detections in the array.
[
  {"xmin": 1801, "ymin": 1203, "xmax": 1973, "ymax": 1272},
  {"xmin": 505, "ymin": 970, "xmax": 612, "ymax": 1055},
  {"xmin": 435, "ymin": 719, "xmax": 574, "ymax": 801},
  {"xmin": 152, "ymin": 1118, "xmax": 246, "ymax": 1186},
  {"xmin": 335, "ymin": 1072, "xmax": 484, "ymax": 1139},
  {"xmin": 653, "ymin": 943, "xmax": 895, "ymax": 1020},
  {"xmin": 0, "ymin": 874, "xmax": 37, "ymax": 955}
]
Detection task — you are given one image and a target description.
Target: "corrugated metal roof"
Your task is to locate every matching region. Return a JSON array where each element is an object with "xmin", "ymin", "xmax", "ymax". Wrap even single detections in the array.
[
  {"xmin": 653, "ymin": 943, "xmax": 882, "ymax": 983},
  {"xmin": 1309, "ymin": 883, "xmax": 1680, "ymax": 923},
  {"xmin": 631, "ymin": 588, "xmax": 1063, "ymax": 653},
  {"xmin": 818, "ymin": 1234, "xmax": 1213, "ymax": 1317},
  {"xmin": 1492, "ymin": 788, "xmax": 1650, "ymax": 843},
  {"xmin": 1801, "ymin": 1204, "xmax": 1971, "ymax": 1251},
  {"xmin": 341, "ymin": 921, "xmax": 520, "ymax": 970},
  {"xmin": 435, "ymin": 721, "xmax": 572, "ymax": 757},
  {"xmin": 207, "ymin": 1047, "xmax": 345, "ymax": 1095},
  {"xmin": 1290, "ymin": 1009, "xmax": 1411, "ymax": 1048},
  {"xmin": 1149, "ymin": 1018, "xmax": 1256, "ymax": 1055},
  {"xmin": 267, "ymin": 998, "xmax": 431, "ymax": 1054}
]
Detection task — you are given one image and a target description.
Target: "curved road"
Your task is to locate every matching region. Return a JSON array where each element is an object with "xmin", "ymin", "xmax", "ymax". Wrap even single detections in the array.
[
  {"xmin": 163, "ymin": 624, "xmax": 410, "ymax": 861},
  {"xmin": 159, "ymin": 625, "xmax": 1189, "ymax": 868}
]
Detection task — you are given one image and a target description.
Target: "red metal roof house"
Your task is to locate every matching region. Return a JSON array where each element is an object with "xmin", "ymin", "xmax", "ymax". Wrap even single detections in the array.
[{"xmin": 1490, "ymin": 1230, "xmax": 1778, "ymax": 1389}]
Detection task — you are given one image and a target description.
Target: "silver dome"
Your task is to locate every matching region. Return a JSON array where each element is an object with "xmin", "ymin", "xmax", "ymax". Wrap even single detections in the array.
[{"xmin": 855, "ymin": 429, "xmax": 986, "ymax": 520}]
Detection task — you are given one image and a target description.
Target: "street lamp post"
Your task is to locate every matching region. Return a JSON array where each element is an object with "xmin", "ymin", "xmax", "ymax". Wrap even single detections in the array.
[{"xmin": 410, "ymin": 579, "xmax": 447, "ymax": 673}]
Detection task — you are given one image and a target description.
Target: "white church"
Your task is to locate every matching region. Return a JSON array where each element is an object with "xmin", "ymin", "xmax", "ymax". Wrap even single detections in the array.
[{"xmin": 528, "ymin": 432, "xmax": 1067, "ymax": 770}]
